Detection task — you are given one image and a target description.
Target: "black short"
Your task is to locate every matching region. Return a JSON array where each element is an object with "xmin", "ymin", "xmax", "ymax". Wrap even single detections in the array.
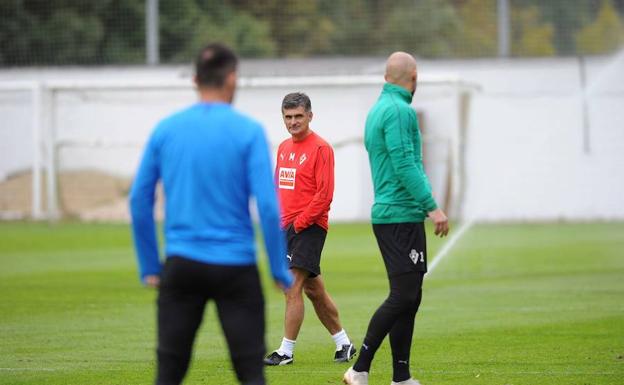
[
  {"xmin": 285, "ymin": 223, "xmax": 327, "ymax": 278},
  {"xmin": 373, "ymin": 222, "xmax": 427, "ymax": 277}
]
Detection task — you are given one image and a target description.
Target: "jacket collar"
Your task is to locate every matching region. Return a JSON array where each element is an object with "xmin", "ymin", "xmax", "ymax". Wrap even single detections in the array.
[{"xmin": 382, "ymin": 82, "xmax": 413, "ymax": 103}]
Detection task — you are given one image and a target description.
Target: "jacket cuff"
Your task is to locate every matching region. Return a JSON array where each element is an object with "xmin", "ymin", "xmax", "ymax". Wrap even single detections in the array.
[{"xmin": 424, "ymin": 196, "xmax": 438, "ymax": 213}]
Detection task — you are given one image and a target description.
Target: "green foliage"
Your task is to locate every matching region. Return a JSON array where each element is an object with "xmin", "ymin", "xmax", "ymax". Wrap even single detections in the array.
[
  {"xmin": 512, "ymin": 5, "xmax": 556, "ymax": 56},
  {"xmin": 42, "ymin": 9, "xmax": 104, "ymax": 64},
  {"xmin": 378, "ymin": 0, "xmax": 461, "ymax": 58},
  {"xmin": 1, "ymin": 221, "xmax": 623, "ymax": 384},
  {"xmin": 98, "ymin": 0, "xmax": 144, "ymax": 63},
  {"xmin": 319, "ymin": 0, "xmax": 376, "ymax": 55},
  {"xmin": 518, "ymin": 0, "xmax": 594, "ymax": 55},
  {"xmin": 1, "ymin": 0, "xmax": 623, "ymax": 65},
  {"xmin": 0, "ymin": 0, "xmax": 144, "ymax": 65},
  {"xmin": 0, "ymin": 2, "xmax": 35, "ymax": 65},
  {"xmin": 576, "ymin": 0, "xmax": 624, "ymax": 55},
  {"xmin": 154, "ymin": 0, "xmax": 276, "ymax": 61},
  {"xmin": 455, "ymin": 0, "xmax": 498, "ymax": 57},
  {"xmin": 251, "ymin": 0, "xmax": 335, "ymax": 57}
]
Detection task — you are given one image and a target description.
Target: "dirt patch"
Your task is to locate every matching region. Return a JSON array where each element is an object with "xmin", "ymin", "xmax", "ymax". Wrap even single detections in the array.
[{"xmin": 0, "ymin": 170, "xmax": 163, "ymax": 222}]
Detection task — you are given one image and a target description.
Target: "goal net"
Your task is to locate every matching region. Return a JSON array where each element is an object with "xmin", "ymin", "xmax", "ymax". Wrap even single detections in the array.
[{"xmin": 0, "ymin": 72, "xmax": 476, "ymax": 222}]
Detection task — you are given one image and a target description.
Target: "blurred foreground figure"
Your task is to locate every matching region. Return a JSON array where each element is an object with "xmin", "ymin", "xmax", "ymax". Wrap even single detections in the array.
[
  {"xmin": 129, "ymin": 43, "xmax": 292, "ymax": 385},
  {"xmin": 344, "ymin": 51, "xmax": 449, "ymax": 385}
]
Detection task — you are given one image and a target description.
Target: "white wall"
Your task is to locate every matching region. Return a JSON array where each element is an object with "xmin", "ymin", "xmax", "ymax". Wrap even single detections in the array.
[
  {"xmin": 448, "ymin": 57, "xmax": 624, "ymax": 221},
  {"xmin": 0, "ymin": 90, "xmax": 34, "ymax": 182},
  {"xmin": 1, "ymin": 55, "xmax": 623, "ymax": 221}
]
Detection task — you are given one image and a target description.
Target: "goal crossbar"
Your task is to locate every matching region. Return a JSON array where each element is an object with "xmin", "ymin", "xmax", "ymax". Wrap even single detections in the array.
[{"xmin": 0, "ymin": 74, "xmax": 477, "ymax": 221}]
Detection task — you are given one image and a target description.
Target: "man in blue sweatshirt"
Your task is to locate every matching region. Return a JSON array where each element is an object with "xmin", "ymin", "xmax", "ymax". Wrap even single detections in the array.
[{"xmin": 129, "ymin": 43, "xmax": 293, "ymax": 385}]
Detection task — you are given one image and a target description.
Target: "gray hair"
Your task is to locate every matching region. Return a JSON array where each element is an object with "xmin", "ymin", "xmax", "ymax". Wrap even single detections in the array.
[{"xmin": 281, "ymin": 92, "xmax": 312, "ymax": 112}]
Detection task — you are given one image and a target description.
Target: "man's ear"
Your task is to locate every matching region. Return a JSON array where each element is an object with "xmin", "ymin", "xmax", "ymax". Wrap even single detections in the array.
[
  {"xmin": 226, "ymin": 71, "xmax": 237, "ymax": 88},
  {"xmin": 308, "ymin": 111, "xmax": 313, "ymax": 121}
]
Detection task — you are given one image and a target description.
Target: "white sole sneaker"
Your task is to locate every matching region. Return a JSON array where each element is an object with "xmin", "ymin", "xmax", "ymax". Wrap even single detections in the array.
[{"xmin": 343, "ymin": 366, "xmax": 369, "ymax": 385}]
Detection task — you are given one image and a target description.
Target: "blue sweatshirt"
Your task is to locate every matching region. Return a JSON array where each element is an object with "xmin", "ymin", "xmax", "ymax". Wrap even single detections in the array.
[{"xmin": 129, "ymin": 102, "xmax": 292, "ymax": 288}]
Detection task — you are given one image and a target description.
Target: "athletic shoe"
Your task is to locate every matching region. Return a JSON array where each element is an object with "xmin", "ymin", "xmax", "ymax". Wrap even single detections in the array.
[
  {"xmin": 343, "ymin": 366, "xmax": 368, "ymax": 385},
  {"xmin": 263, "ymin": 351, "xmax": 293, "ymax": 366},
  {"xmin": 334, "ymin": 343, "xmax": 357, "ymax": 362},
  {"xmin": 390, "ymin": 378, "xmax": 422, "ymax": 385}
]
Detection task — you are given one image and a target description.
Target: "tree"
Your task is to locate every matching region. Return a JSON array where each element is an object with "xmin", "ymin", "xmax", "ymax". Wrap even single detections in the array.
[
  {"xmin": 378, "ymin": 0, "xmax": 461, "ymax": 57},
  {"xmin": 187, "ymin": 8, "xmax": 276, "ymax": 59},
  {"xmin": 98, "ymin": 0, "xmax": 145, "ymax": 64},
  {"xmin": 576, "ymin": 0, "xmax": 624, "ymax": 55},
  {"xmin": 0, "ymin": 0, "xmax": 143, "ymax": 65},
  {"xmin": 312, "ymin": 0, "xmax": 377, "ymax": 55},
  {"xmin": 40, "ymin": 9, "xmax": 104, "ymax": 64},
  {"xmin": 512, "ymin": 0, "xmax": 593, "ymax": 55},
  {"xmin": 0, "ymin": 1, "xmax": 104, "ymax": 65},
  {"xmin": 512, "ymin": 5, "xmax": 555, "ymax": 57},
  {"xmin": 0, "ymin": 2, "xmax": 38, "ymax": 65},
  {"xmin": 159, "ymin": 0, "xmax": 276, "ymax": 62},
  {"xmin": 3, "ymin": 0, "xmax": 621, "ymax": 65},
  {"xmin": 246, "ymin": 0, "xmax": 335, "ymax": 56},
  {"xmin": 455, "ymin": 0, "xmax": 497, "ymax": 57}
]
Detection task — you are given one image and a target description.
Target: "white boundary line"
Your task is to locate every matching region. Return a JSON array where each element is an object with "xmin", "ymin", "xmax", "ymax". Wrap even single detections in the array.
[{"xmin": 427, "ymin": 219, "xmax": 475, "ymax": 274}]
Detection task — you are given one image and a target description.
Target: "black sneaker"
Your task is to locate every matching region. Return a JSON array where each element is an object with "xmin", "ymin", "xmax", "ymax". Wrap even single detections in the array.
[
  {"xmin": 334, "ymin": 343, "xmax": 357, "ymax": 362},
  {"xmin": 263, "ymin": 351, "xmax": 293, "ymax": 366}
]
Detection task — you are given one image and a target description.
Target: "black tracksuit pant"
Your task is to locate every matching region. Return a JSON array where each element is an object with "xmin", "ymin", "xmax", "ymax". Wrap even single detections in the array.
[
  {"xmin": 155, "ymin": 256, "xmax": 266, "ymax": 385},
  {"xmin": 353, "ymin": 222, "xmax": 427, "ymax": 382},
  {"xmin": 353, "ymin": 271, "xmax": 424, "ymax": 382}
]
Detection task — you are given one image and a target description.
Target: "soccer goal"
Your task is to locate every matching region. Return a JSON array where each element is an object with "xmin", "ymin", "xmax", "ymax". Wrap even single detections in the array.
[{"xmin": 0, "ymin": 73, "xmax": 477, "ymax": 222}]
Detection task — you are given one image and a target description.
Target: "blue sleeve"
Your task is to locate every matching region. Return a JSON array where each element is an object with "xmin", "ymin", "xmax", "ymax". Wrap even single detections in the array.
[
  {"xmin": 247, "ymin": 126, "xmax": 293, "ymax": 288},
  {"xmin": 129, "ymin": 131, "xmax": 162, "ymax": 282}
]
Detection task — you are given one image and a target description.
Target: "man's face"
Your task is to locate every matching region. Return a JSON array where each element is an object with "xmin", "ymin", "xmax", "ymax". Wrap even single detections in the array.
[{"xmin": 282, "ymin": 106, "xmax": 312, "ymax": 138}]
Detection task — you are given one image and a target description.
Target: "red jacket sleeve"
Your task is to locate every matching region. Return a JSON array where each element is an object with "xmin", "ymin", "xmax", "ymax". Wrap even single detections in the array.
[{"xmin": 293, "ymin": 145, "xmax": 334, "ymax": 231}]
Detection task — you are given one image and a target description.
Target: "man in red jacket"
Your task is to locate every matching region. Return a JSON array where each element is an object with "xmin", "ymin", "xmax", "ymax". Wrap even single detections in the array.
[{"xmin": 264, "ymin": 92, "xmax": 356, "ymax": 366}]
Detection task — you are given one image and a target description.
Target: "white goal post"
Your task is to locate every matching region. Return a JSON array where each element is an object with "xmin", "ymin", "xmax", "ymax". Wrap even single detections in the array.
[{"xmin": 0, "ymin": 74, "xmax": 477, "ymax": 221}]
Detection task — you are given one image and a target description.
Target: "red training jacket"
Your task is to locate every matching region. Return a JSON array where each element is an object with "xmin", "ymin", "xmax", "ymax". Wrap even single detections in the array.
[{"xmin": 275, "ymin": 131, "xmax": 334, "ymax": 231}]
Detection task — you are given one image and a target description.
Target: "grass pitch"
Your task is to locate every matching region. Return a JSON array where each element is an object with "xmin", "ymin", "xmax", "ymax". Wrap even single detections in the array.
[{"xmin": 0, "ymin": 221, "xmax": 623, "ymax": 385}]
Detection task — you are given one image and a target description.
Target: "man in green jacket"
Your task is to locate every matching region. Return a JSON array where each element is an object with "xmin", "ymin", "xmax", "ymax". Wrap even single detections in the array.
[{"xmin": 343, "ymin": 52, "xmax": 449, "ymax": 385}]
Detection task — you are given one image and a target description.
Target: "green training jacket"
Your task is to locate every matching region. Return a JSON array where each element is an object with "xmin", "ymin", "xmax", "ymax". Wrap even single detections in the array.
[{"xmin": 364, "ymin": 82, "xmax": 438, "ymax": 224}]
